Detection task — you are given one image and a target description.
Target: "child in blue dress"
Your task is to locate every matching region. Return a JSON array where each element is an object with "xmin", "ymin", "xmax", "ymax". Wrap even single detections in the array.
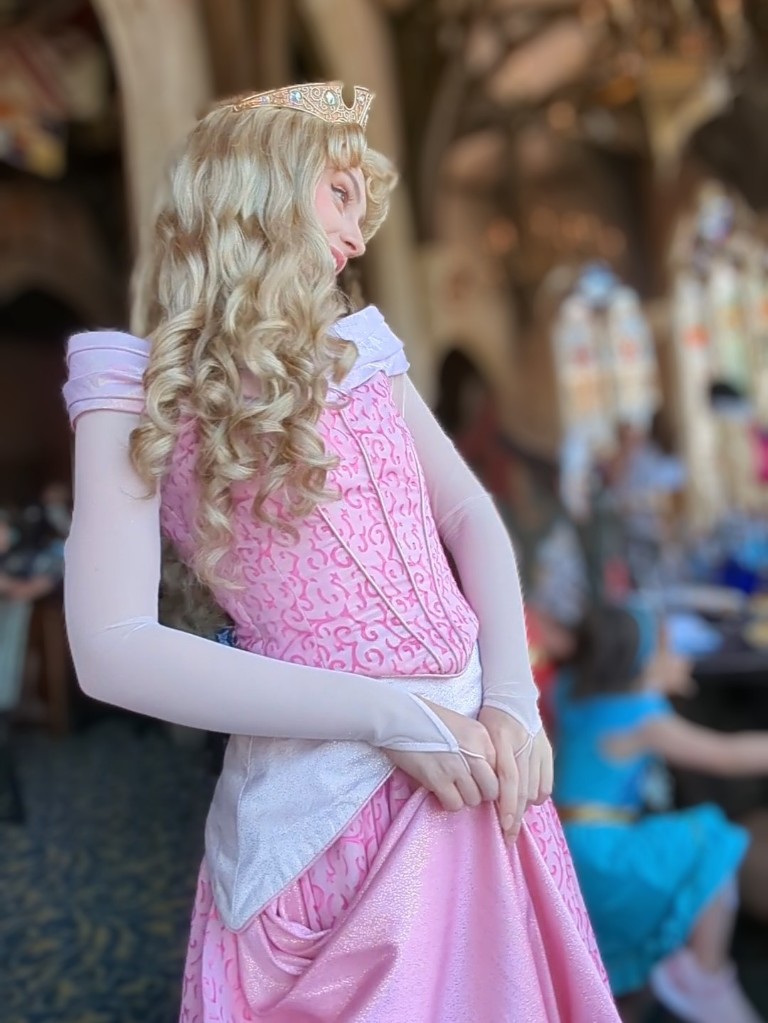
[{"xmin": 554, "ymin": 603, "xmax": 768, "ymax": 1023}]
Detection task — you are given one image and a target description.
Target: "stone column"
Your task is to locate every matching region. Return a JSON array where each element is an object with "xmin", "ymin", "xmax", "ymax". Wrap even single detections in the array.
[
  {"xmin": 297, "ymin": 0, "xmax": 432, "ymax": 393},
  {"xmin": 200, "ymin": 0, "xmax": 256, "ymax": 96},
  {"xmin": 91, "ymin": 0, "xmax": 213, "ymax": 251}
]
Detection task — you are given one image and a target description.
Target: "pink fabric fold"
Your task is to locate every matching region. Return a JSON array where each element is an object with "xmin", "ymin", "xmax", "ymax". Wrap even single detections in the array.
[{"xmin": 181, "ymin": 776, "xmax": 619, "ymax": 1023}]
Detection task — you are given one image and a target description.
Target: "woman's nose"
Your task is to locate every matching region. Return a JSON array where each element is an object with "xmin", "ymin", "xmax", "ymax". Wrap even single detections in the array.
[{"xmin": 341, "ymin": 223, "xmax": 366, "ymax": 258}]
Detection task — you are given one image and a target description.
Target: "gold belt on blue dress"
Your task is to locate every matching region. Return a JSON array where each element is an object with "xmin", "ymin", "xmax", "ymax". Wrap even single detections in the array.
[{"xmin": 557, "ymin": 803, "xmax": 638, "ymax": 825}]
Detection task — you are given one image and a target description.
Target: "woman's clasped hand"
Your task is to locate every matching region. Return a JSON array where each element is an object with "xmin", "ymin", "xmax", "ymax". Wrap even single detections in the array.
[{"xmin": 384, "ymin": 701, "xmax": 553, "ymax": 842}]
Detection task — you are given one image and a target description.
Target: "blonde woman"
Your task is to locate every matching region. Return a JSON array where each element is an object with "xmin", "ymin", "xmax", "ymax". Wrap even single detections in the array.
[{"xmin": 62, "ymin": 84, "xmax": 619, "ymax": 1021}]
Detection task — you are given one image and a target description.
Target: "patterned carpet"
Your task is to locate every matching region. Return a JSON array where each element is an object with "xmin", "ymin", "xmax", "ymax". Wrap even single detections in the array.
[
  {"xmin": 1, "ymin": 718, "xmax": 766, "ymax": 1023},
  {"xmin": 0, "ymin": 718, "xmax": 215, "ymax": 1023}
]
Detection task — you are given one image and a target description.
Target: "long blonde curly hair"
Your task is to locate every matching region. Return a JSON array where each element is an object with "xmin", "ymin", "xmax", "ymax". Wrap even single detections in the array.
[{"xmin": 130, "ymin": 101, "xmax": 397, "ymax": 590}]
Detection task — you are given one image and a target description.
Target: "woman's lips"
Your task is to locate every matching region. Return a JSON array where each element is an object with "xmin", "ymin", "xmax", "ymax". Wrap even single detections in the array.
[{"xmin": 331, "ymin": 248, "xmax": 347, "ymax": 274}]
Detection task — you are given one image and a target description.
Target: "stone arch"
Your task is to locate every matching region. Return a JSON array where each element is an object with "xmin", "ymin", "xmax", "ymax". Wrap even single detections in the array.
[
  {"xmin": 297, "ymin": 0, "xmax": 431, "ymax": 391},
  {"xmin": 89, "ymin": 0, "xmax": 213, "ymax": 250}
]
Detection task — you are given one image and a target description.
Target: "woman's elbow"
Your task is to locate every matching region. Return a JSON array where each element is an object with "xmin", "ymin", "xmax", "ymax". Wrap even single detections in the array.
[
  {"xmin": 65, "ymin": 625, "xmax": 123, "ymax": 704},
  {"xmin": 441, "ymin": 492, "xmax": 504, "ymax": 542},
  {"xmin": 68, "ymin": 642, "xmax": 110, "ymax": 702}
]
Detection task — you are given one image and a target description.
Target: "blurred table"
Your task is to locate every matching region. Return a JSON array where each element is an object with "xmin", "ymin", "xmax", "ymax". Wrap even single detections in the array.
[
  {"xmin": 693, "ymin": 618, "xmax": 768, "ymax": 684},
  {"xmin": 673, "ymin": 616, "xmax": 768, "ymax": 817}
]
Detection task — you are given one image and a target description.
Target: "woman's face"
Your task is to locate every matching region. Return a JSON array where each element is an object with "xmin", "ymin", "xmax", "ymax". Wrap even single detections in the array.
[{"xmin": 314, "ymin": 165, "xmax": 367, "ymax": 274}]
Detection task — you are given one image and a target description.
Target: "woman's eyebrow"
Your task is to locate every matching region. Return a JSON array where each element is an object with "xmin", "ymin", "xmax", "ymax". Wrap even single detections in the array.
[{"xmin": 343, "ymin": 170, "xmax": 362, "ymax": 204}]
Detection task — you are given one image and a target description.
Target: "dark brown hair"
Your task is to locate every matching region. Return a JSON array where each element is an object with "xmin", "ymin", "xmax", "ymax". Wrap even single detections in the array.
[{"xmin": 571, "ymin": 605, "xmax": 641, "ymax": 700}]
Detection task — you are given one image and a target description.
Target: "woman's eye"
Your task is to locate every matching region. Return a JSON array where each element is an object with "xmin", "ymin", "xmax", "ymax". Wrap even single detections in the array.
[{"xmin": 332, "ymin": 184, "xmax": 349, "ymax": 205}]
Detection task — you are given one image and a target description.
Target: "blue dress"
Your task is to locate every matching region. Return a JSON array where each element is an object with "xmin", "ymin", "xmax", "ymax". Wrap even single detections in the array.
[{"xmin": 554, "ymin": 679, "xmax": 749, "ymax": 996}]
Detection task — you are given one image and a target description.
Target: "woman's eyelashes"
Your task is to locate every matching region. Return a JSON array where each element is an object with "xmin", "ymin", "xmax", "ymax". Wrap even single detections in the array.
[{"xmin": 332, "ymin": 183, "xmax": 349, "ymax": 206}]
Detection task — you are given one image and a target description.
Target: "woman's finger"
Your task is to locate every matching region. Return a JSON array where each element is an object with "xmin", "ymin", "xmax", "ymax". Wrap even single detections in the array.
[
  {"xmin": 512, "ymin": 748, "xmax": 530, "ymax": 838},
  {"xmin": 496, "ymin": 743, "xmax": 519, "ymax": 840},
  {"xmin": 435, "ymin": 781, "xmax": 465, "ymax": 812},
  {"xmin": 469, "ymin": 757, "xmax": 500, "ymax": 802},
  {"xmin": 455, "ymin": 772, "xmax": 483, "ymax": 808},
  {"xmin": 536, "ymin": 745, "xmax": 554, "ymax": 804},
  {"xmin": 527, "ymin": 751, "xmax": 541, "ymax": 807},
  {"xmin": 460, "ymin": 740, "xmax": 500, "ymax": 802}
]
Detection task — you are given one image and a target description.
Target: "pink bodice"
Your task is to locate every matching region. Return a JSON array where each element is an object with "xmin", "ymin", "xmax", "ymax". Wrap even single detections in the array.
[
  {"xmin": 64, "ymin": 306, "xmax": 541, "ymax": 753},
  {"xmin": 162, "ymin": 367, "xmax": 479, "ymax": 678}
]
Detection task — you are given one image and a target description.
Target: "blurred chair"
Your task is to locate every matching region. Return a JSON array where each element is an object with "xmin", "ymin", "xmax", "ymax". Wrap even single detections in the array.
[
  {"xmin": 0, "ymin": 597, "xmax": 32, "ymax": 822},
  {"xmin": 0, "ymin": 597, "xmax": 32, "ymax": 716},
  {"xmin": 0, "ymin": 592, "xmax": 71, "ymax": 736},
  {"xmin": 24, "ymin": 594, "xmax": 71, "ymax": 735}
]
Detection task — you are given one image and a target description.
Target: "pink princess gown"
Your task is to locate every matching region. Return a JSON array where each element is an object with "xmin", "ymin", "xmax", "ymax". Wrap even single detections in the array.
[{"xmin": 62, "ymin": 308, "xmax": 619, "ymax": 1022}]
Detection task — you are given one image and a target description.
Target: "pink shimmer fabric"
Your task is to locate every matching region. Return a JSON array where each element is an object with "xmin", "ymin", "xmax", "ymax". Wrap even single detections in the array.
[{"xmin": 181, "ymin": 779, "xmax": 617, "ymax": 1022}]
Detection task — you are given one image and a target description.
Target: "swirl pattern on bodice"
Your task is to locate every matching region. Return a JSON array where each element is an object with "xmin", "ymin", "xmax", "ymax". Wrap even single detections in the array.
[{"xmin": 161, "ymin": 368, "xmax": 479, "ymax": 679}]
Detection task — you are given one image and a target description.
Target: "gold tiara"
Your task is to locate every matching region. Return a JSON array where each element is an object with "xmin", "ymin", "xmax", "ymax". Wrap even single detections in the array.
[{"xmin": 229, "ymin": 81, "xmax": 374, "ymax": 129}]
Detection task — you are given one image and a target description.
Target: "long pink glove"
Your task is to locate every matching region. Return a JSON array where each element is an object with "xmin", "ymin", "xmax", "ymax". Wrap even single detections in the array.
[
  {"xmin": 401, "ymin": 378, "xmax": 541, "ymax": 736},
  {"xmin": 64, "ymin": 407, "xmax": 461, "ymax": 753}
]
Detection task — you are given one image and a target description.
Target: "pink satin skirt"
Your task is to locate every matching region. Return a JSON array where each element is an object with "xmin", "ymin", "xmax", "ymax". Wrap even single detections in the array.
[{"xmin": 180, "ymin": 771, "xmax": 619, "ymax": 1022}]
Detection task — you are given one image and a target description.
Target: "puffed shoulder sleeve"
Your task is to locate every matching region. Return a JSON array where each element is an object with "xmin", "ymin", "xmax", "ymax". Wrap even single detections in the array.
[
  {"xmin": 63, "ymin": 330, "xmax": 150, "ymax": 425},
  {"xmin": 331, "ymin": 306, "xmax": 409, "ymax": 392}
]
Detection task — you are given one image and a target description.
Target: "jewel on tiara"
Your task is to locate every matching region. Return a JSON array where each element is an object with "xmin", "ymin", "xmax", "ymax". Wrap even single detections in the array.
[{"xmin": 229, "ymin": 81, "xmax": 374, "ymax": 129}]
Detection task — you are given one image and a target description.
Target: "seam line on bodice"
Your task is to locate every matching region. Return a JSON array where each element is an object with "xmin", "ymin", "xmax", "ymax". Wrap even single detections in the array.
[
  {"xmin": 316, "ymin": 505, "xmax": 442, "ymax": 669},
  {"xmin": 337, "ymin": 404, "xmax": 446, "ymax": 673},
  {"xmin": 338, "ymin": 404, "xmax": 446, "ymax": 635},
  {"xmin": 392, "ymin": 391, "xmax": 469, "ymax": 673}
]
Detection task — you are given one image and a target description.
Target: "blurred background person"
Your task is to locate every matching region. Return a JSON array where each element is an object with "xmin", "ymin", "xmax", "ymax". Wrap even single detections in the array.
[{"xmin": 554, "ymin": 603, "xmax": 768, "ymax": 1022}]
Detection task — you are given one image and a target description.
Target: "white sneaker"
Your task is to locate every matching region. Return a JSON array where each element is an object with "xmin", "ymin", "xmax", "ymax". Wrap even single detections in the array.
[{"xmin": 650, "ymin": 949, "xmax": 764, "ymax": 1023}]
